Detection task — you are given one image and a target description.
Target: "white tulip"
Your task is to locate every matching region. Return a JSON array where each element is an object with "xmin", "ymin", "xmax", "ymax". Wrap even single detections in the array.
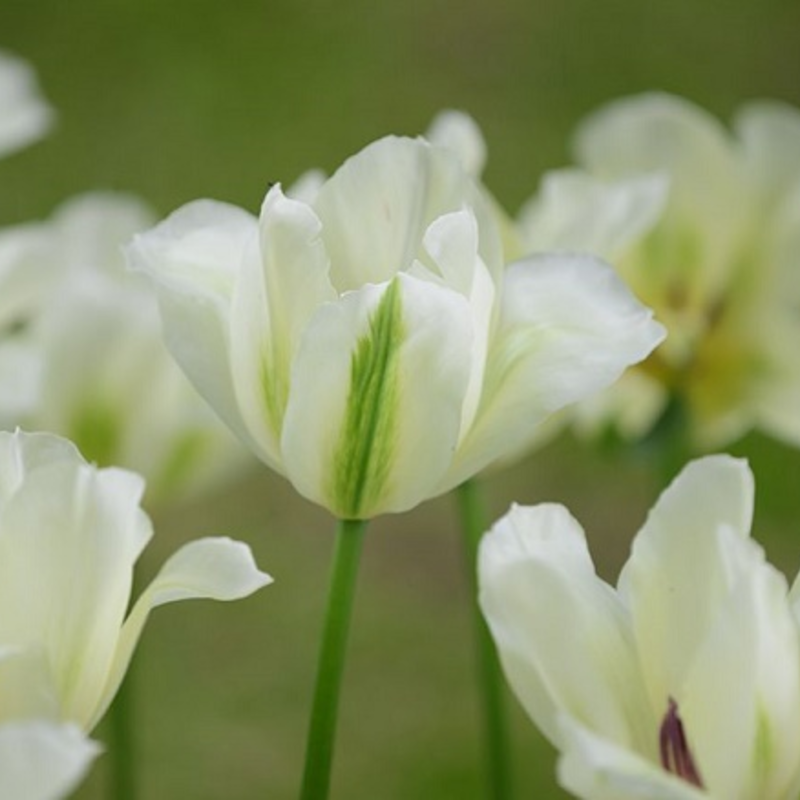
[
  {"xmin": 522, "ymin": 93, "xmax": 800, "ymax": 448},
  {"xmin": 129, "ymin": 135, "xmax": 664, "ymax": 519},
  {"xmin": 0, "ymin": 49, "xmax": 53, "ymax": 159},
  {"xmin": 0, "ymin": 429, "xmax": 271, "ymax": 733},
  {"xmin": 0, "ymin": 193, "xmax": 252, "ymax": 502},
  {"xmin": 480, "ymin": 455, "xmax": 800, "ymax": 799}
]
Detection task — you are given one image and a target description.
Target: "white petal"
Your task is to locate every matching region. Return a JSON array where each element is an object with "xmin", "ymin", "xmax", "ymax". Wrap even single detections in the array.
[
  {"xmin": 286, "ymin": 168, "xmax": 327, "ymax": 204},
  {"xmin": 517, "ymin": 169, "xmax": 668, "ymax": 261},
  {"xmin": 557, "ymin": 716, "xmax": 706, "ymax": 800},
  {"xmin": 752, "ymin": 314, "xmax": 800, "ymax": 448},
  {"xmin": 425, "ymin": 109, "xmax": 487, "ymax": 177},
  {"xmin": 94, "ymin": 537, "xmax": 270, "ymax": 729},
  {"xmin": 0, "ymin": 647, "xmax": 59, "ymax": 720},
  {"xmin": 0, "ymin": 430, "xmax": 81, "ymax": 506},
  {"xmin": 574, "ymin": 93, "xmax": 741, "ymax": 214},
  {"xmin": 127, "ymin": 200, "xmax": 260, "ymax": 449},
  {"xmin": 617, "ymin": 456, "xmax": 755, "ymax": 711},
  {"xmin": 281, "ymin": 273, "xmax": 473, "ymax": 518},
  {"xmin": 679, "ymin": 543, "xmax": 800, "ymax": 800},
  {"xmin": 0, "ymin": 455, "xmax": 151, "ymax": 728},
  {"xmin": 0, "ymin": 222, "xmax": 56, "ymax": 325},
  {"xmin": 446, "ymin": 254, "xmax": 664, "ymax": 487},
  {"xmin": 479, "ymin": 504, "xmax": 653, "ymax": 751},
  {"xmin": 574, "ymin": 93, "xmax": 749, "ymax": 302},
  {"xmin": 735, "ymin": 100, "xmax": 800, "ymax": 208},
  {"xmin": 50, "ymin": 192, "xmax": 155, "ymax": 277},
  {"xmin": 228, "ymin": 186, "xmax": 334, "ymax": 463},
  {"xmin": 421, "ymin": 209, "xmax": 496, "ymax": 435},
  {"xmin": 0, "ymin": 339, "xmax": 42, "ymax": 428},
  {"xmin": 0, "ymin": 722, "xmax": 100, "ymax": 800},
  {"xmin": 313, "ymin": 136, "xmax": 471, "ymax": 291},
  {"xmin": 0, "ymin": 50, "xmax": 53, "ymax": 158}
]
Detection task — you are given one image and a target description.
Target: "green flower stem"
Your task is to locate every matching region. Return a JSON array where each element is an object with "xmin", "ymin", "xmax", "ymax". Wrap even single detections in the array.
[
  {"xmin": 108, "ymin": 660, "xmax": 136, "ymax": 800},
  {"xmin": 300, "ymin": 518, "xmax": 368, "ymax": 800},
  {"xmin": 456, "ymin": 479, "xmax": 513, "ymax": 800}
]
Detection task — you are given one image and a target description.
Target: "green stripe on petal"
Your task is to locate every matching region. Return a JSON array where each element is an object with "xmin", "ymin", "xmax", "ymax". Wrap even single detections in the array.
[{"xmin": 332, "ymin": 278, "xmax": 404, "ymax": 518}]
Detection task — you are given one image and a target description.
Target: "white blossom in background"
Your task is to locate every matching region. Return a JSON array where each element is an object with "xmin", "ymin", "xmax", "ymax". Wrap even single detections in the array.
[
  {"xmin": 129, "ymin": 134, "xmax": 664, "ymax": 519},
  {"xmin": 480, "ymin": 455, "xmax": 800, "ymax": 800},
  {"xmin": 523, "ymin": 94, "xmax": 800, "ymax": 448},
  {"xmin": 0, "ymin": 193, "xmax": 253, "ymax": 504},
  {"xmin": 0, "ymin": 430, "xmax": 271, "ymax": 797},
  {"xmin": 0, "ymin": 49, "xmax": 53, "ymax": 159}
]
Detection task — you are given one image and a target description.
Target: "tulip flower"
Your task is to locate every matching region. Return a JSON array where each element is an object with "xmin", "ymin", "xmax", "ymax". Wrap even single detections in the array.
[
  {"xmin": 480, "ymin": 455, "xmax": 800, "ymax": 799},
  {"xmin": 519, "ymin": 94, "xmax": 800, "ymax": 448},
  {"xmin": 0, "ymin": 49, "xmax": 53, "ymax": 159},
  {"xmin": 0, "ymin": 193, "xmax": 251, "ymax": 502},
  {"xmin": 129, "ymin": 134, "xmax": 664, "ymax": 520},
  {"xmin": 0, "ymin": 429, "xmax": 271, "ymax": 794}
]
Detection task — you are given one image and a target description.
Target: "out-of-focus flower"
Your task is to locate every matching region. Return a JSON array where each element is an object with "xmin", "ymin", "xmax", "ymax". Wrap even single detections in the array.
[
  {"xmin": 0, "ymin": 193, "xmax": 252, "ymax": 503},
  {"xmin": 0, "ymin": 429, "xmax": 271, "ymax": 736},
  {"xmin": 480, "ymin": 455, "xmax": 800, "ymax": 799},
  {"xmin": 519, "ymin": 94, "xmax": 800, "ymax": 448},
  {"xmin": 0, "ymin": 49, "xmax": 53, "ymax": 159},
  {"xmin": 129, "ymin": 135, "xmax": 664, "ymax": 519}
]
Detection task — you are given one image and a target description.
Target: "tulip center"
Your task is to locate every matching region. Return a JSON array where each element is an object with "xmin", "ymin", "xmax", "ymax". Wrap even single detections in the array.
[{"xmin": 659, "ymin": 697, "xmax": 703, "ymax": 788}]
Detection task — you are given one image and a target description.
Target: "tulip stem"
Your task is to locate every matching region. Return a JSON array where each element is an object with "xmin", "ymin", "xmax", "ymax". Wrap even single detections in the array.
[
  {"xmin": 300, "ymin": 517, "xmax": 368, "ymax": 800},
  {"xmin": 456, "ymin": 479, "xmax": 513, "ymax": 800},
  {"xmin": 108, "ymin": 661, "xmax": 137, "ymax": 800}
]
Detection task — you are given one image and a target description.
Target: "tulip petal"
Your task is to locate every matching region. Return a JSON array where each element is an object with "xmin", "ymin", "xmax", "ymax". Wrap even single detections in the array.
[
  {"xmin": 95, "ymin": 537, "xmax": 271, "ymax": 729},
  {"xmin": 313, "ymin": 136, "xmax": 471, "ymax": 291},
  {"xmin": 229, "ymin": 187, "xmax": 334, "ymax": 462},
  {"xmin": 0, "ymin": 647, "xmax": 60, "ymax": 720},
  {"xmin": 51, "ymin": 192, "xmax": 155, "ymax": 275},
  {"xmin": 0, "ymin": 50, "xmax": 53, "ymax": 158},
  {"xmin": 618, "ymin": 456, "xmax": 755, "ymax": 711},
  {"xmin": 517, "ymin": 169, "xmax": 667, "ymax": 261},
  {"xmin": 0, "ymin": 338, "xmax": 41, "ymax": 428},
  {"xmin": 0, "ymin": 721, "xmax": 100, "ymax": 800},
  {"xmin": 282, "ymin": 273, "xmax": 473, "ymax": 518},
  {"xmin": 0, "ymin": 223, "xmax": 55, "ymax": 325},
  {"xmin": 574, "ymin": 93, "xmax": 740, "ymax": 218},
  {"xmin": 479, "ymin": 504, "xmax": 653, "ymax": 752},
  {"xmin": 0, "ymin": 430, "xmax": 83, "ymax": 508},
  {"xmin": 0, "ymin": 447, "xmax": 151, "ymax": 728},
  {"xmin": 574, "ymin": 93, "xmax": 749, "ymax": 303},
  {"xmin": 425, "ymin": 109, "xmax": 487, "ymax": 177},
  {"xmin": 446, "ymin": 254, "xmax": 664, "ymax": 487},
  {"xmin": 678, "ymin": 537, "xmax": 800, "ymax": 800},
  {"xmin": 421, "ymin": 209, "xmax": 496, "ymax": 435},
  {"xmin": 735, "ymin": 100, "xmax": 800, "ymax": 209},
  {"xmin": 127, "ymin": 200, "xmax": 260, "ymax": 450},
  {"xmin": 557, "ymin": 715, "xmax": 706, "ymax": 800}
]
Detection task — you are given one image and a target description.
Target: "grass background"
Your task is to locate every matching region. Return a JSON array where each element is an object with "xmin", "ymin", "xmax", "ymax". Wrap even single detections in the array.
[{"xmin": 2, "ymin": 0, "xmax": 800, "ymax": 797}]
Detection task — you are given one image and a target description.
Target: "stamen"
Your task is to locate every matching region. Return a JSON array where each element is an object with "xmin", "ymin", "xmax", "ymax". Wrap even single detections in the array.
[{"xmin": 659, "ymin": 697, "xmax": 704, "ymax": 788}]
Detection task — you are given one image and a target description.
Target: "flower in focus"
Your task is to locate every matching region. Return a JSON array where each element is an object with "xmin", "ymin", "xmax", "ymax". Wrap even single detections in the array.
[
  {"xmin": 0, "ymin": 429, "xmax": 271, "ymax": 736},
  {"xmin": 479, "ymin": 455, "xmax": 800, "ymax": 799},
  {"xmin": 129, "ymin": 134, "xmax": 664, "ymax": 519},
  {"xmin": 0, "ymin": 193, "xmax": 252, "ymax": 503},
  {"xmin": 0, "ymin": 49, "xmax": 53, "ymax": 159},
  {"xmin": 519, "ymin": 94, "xmax": 800, "ymax": 448}
]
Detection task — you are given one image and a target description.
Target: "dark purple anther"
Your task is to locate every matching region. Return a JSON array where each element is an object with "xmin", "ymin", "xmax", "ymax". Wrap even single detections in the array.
[{"xmin": 659, "ymin": 697, "xmax": 704, "ymax": 788}]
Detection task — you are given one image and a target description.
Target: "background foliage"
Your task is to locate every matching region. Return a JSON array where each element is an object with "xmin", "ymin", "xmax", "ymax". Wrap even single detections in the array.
[{"xmin": 2, "ymin": 0, "xmax": 800, "ymax": 796}]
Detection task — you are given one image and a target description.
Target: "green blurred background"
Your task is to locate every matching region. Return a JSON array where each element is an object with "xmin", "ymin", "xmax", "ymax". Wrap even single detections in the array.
[{"xmin": 2, "ymin": 0, "xmax": 800, "ymax": 797}]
